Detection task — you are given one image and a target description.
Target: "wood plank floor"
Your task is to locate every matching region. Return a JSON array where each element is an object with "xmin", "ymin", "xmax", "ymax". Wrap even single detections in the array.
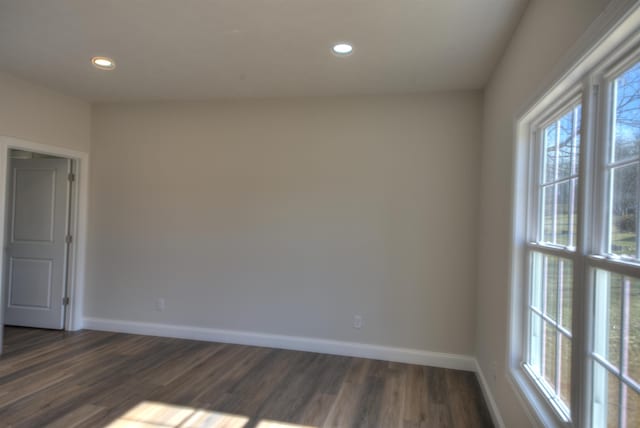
[{"xmin": 0, "ymin": 327, "xmax": 493, "ymax": 428}]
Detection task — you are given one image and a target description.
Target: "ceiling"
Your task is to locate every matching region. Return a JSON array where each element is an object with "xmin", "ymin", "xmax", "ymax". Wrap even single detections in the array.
[{"xmin": 0, "ymin": 0, "xmax": 528, "ymax": 102}]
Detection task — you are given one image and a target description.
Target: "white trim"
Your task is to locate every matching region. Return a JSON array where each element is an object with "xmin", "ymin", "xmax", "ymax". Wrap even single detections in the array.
[
  {"xmin": 0, "ymin": 136, "xmax": 89, "ymax": 336},
  {"xmin": 474, "ymin": 359, "xmax": 506, "ymax": 428},
  {"xmin": 83, "ymin": 317, "xmax": 476, "ymax": 372}
]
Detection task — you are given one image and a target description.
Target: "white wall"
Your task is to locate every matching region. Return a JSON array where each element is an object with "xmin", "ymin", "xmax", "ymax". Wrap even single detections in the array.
[
  {"xmin": 0, "ymin": 71, "xmax": 91, "ymax": 152},
  {"xmin": 476, "ymin": 0, "xmax": 611, "ymax": 426},
  {"xmin": 87, "ymin": 93, "xmax": 482, "ymax": 355},
  {"xmin": 0, "ymin": 72, "xmax": 90, "ymax": 351}
]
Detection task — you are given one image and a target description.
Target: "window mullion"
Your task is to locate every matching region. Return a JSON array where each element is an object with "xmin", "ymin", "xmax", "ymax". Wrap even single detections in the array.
[{"xmin": 576, "ymin": 76, "xmax": 606, "ymax": 428}]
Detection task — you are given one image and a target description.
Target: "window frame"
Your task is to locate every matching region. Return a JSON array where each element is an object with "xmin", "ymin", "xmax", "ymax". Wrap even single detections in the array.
[
  {"xmin": 509, "ymin": 4, "xmax": 640, "ymax": 427},
  {"xmin": 588, "ymin": 47, "xmax": 640, "ymax": 428},
  {"xmin": 598, "ymin": 48, "xmax": 640, "ymax": 262},
  {"xmin": 523, "ymin": 90, "xmax": 585, "ymax": 426}
]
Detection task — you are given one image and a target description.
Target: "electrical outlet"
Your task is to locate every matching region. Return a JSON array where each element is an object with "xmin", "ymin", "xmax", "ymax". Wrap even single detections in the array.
[
  {"xmin": 155, "ymin": 298, "xmax": 166, "ymax": 312},
  {"xmin": 353, "ymin": 315, "xmax": 363, "ymax": 329}
]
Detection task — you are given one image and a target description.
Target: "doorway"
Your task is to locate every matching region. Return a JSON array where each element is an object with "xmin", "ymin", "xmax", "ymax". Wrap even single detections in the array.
[
  {"xmin": 0, "ymin": 136, "xmax": 89, "ymax": 355},
  {"xmin": 2, "ymin": 149, "xmax": 74, "ymax": 330}
]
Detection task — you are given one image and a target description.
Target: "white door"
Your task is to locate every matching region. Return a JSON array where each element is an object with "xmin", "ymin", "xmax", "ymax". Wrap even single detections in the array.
[{"xmin": 3, "ymin": 157, "xmax": 71, "ymax": 329}]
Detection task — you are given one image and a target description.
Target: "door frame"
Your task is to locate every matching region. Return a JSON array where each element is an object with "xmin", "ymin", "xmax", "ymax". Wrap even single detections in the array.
[{"xmin": 0, "ymin": 136, "xmax": 89, "ymax": 346}]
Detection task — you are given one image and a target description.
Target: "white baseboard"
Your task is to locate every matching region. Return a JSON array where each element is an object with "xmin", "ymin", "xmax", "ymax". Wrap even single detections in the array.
[
  {"xmin": 475, "ymin": 359, "xmax": 506, "ymax": 428},
  {"xmin": 83, "ymin": 317, "xmax": 476, "ymax": 372}
]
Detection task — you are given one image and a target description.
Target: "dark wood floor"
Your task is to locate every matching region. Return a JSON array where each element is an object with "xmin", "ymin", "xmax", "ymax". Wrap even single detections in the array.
[{"xmin": 0, "ymin": 327, "xmax": 492, "ymax": 428}]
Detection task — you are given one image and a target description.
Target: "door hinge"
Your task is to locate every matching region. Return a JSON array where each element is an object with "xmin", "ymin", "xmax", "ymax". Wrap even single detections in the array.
[
  {"xmin": 68, "ymin": 172, "xmax": 75, "ymax": 182},
  {"xmin": 62, "ymin": 297, "xmax": 70, "ymax": 306},
  {"xmin": 66, "ymin": 235, "xmax": 73, "ymax": 245}
]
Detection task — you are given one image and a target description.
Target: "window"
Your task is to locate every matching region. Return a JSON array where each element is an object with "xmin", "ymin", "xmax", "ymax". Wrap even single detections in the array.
[
  {"xmin": 592, "ymin": 271, "xmax": 640, "ymax": 427},
  {"xmin": 513, "ymin": 16, "xmax": 640, "ymax": 427},
  {"xmin": 589, "ymin": 55, "xmax": 640, "ymax": 428},
  {"xmin": 524, "ymin": 102, "xmax": 582, "ymax": 421},
  {"xmin": 607, "ymin": 61, "xmax": 640, "ymax": 260}
]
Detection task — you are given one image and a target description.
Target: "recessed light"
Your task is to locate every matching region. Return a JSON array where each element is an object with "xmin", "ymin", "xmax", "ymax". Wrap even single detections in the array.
[
  {"xmin": 332, "ymin": 43, "xmax": 353, "ymax": 56},
  {"xmin": 91, "ymin": 56, "xmax": 116, "ymax": 70}
]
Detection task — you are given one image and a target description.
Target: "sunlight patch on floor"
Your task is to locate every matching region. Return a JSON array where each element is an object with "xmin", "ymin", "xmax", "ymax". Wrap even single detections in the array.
[
  {"xmin": 105, "ymin": 401, "xmax": 248, "ymax": 428},
  {"xmin": 104, "ymin": 401, "xmax": 317, "ymax": 428}
]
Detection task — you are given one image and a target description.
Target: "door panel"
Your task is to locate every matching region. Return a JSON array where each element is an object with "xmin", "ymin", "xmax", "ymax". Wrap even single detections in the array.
[
  {"xmin": 3, "ymin": 158, "xmax": 70, "ymax": 329},
  {"xmin": 8, "ymin": 257, "xmax": 53, "ymax": 308},
  {"xmin": 12, "ymin": 168, "xmax": 56, "ymax": 242}
]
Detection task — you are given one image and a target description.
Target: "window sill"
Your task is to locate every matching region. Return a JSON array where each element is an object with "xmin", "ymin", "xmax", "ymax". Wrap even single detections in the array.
[{"xmin": 509, "ymin": 365, "xmax": 573, "ymax": 428}]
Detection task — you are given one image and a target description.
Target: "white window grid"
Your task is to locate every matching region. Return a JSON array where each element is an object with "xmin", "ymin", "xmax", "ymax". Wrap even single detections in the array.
[
  {"xmin": 520, "ymin": 47, "xmax": 640, "ymax": 427},
  {"xmin": 524, "ymin": 98, "xmax": 583, "ymax": 424},
  {"xmin": 526, "ymin": 252, "xmax": 574, "ymax": 419},
  {"xmin": 591, "ymin": 55, "xmax": 640, "ymax": 427}
]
